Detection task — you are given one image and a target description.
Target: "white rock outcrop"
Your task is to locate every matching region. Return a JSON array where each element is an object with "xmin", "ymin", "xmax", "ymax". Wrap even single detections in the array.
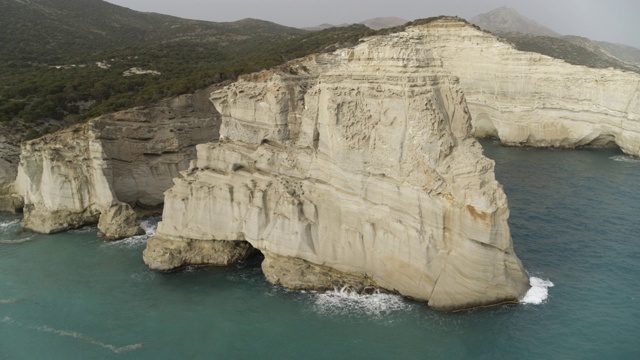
[
  {"xmin": 144, "ymin": 28, "xmax": 530, "ymax": 311},
  {"xmin": 15, "ymin": 92, "xmax": 218, "ymax": 237},
  {"xmin": 423, "ymin": 18, "xmax": 640, "ymax": 155}
]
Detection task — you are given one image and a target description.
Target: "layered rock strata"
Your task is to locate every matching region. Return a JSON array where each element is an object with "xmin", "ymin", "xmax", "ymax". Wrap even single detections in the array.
[
  {"xmin": 144, "ymin": 30, "xmax": 530, "ymax": 310},
  {"xmin": 15, "ymin": 91, "xmax": 218, "ymax": 237},
  {"xmin": 0, "ymin": 134, "xmax": 23, "ymax": 213},
  {"xmin": 423, "ymin": 18, "xmax": 640, "ymax": 156}
]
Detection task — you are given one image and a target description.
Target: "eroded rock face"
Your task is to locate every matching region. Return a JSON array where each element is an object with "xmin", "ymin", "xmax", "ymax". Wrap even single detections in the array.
[
  {"xmin": 97, "ymin": 202, "xmax": 144, "ymax": 240},
  {"xmin": 15, "ymin": 91, "xmax": 219, "ymax": 237},
  {"xmin": 0, "ymin": 131, "xmax": 24, "ymax": 212},
  {"xmin": 144, "ymin": 29, "xmax": 530, "ymax": 310},
  {"xmin": 423, "ymin": 18, "xmax": 640, "ymax": 155},
  {"xmin": 143, "ymin": 237, "xmax": 255, "ymax": 271}
]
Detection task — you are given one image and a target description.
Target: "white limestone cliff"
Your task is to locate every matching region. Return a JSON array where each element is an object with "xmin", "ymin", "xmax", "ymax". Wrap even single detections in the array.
[
  {"xmin": 422, "ymin": 18, "xmax": 640, "ymax": 155},
  {"xmin": 143, "ymin": 30, "xmax": 531, "ymax": 310},
  {"xmin": 15, "ymin": 92, "xmax": 218, "ymax": 237}
]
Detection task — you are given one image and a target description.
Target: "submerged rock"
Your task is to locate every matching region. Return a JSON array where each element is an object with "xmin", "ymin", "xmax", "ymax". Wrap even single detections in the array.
[{"xmin": 144, "ymin": 24, "xmax": 530, "ymax": 311}]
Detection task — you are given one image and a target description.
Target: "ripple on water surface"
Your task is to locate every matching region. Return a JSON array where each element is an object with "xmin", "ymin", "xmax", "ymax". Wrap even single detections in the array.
[{"xmin": 0, "ymin": 218, "xmax": 35, "ymax": 244}]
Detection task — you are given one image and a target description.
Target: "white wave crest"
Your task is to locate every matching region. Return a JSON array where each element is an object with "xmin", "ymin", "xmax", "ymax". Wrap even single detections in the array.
[
  {"xmin": 0, "ymin": 219, "xmax": 20, "ymax": 230},
  {"xmin": 0, "ymin": 298, "xmax": 19, "ymax": 304},
  {"xmin": 0, "ymin": 219, "xmax": 36, "ymax": 244},
  {"xmin": 104, "ymin": 217, "xmax": 159, "ymax": 248},
  {"xmin": 1, "ymin": 316, "xmax": 143, "ymax": 353},
  {"xmin": 521, "ymin": 277, "xmax": 554, "ymax": 305},
  {"xmin": 610, "ymin": 155, "xmax": 640, "ymax": 163},
  {"xmin": 139, "ymin": 218, "xmax": 159, "ymax": 236},
  {"xmin": 312, "ymin": 287, "xmax": 411, "ymax": 318}
]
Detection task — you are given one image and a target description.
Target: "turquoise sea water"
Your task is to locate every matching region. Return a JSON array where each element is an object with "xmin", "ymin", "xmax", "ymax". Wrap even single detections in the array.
[{"xmin": 1, "ymin": 141, "xmax": 639, "ymax": 359}]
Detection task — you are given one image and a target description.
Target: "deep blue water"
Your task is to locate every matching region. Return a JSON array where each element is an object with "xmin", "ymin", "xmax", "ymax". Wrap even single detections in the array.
[{"xmin": 1, "ymin": 141, "xmax": 639, "ymax": 359}]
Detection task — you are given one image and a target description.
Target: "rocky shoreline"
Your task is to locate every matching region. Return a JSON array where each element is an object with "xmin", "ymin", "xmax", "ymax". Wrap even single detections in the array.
[{"xmin": 2, "ymin": 18, "xmax": 639, "ymax": 311}]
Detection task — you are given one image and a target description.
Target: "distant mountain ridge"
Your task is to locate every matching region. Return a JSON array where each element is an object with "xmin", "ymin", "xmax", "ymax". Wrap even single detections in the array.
[
  {"xmin": 596, "ymin": 41, "xmax": 640, "ymax": 67},
  {"xmin": 0, "ymin": 0, "xmax": 305, "ymax": 63},
  {"xmin": 470, "ymin": 6, "xmax": 640, "ymax": 73},
  {"xmin": 360, "ymin": 17, "xmax": 408, "ymax": 30},
  {"xmin": 303, "ymin": 16, "xmax": 408, "ymax": 31},
  {"xmin": 470, "ymin": 6, "xmax": 559, "ymax": 37}
]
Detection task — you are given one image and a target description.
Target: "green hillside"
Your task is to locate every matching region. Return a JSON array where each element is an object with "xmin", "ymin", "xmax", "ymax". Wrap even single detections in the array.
[
  {"xmin": 502, "ymin": 33, "xmax": 640, "ymax": 72},
  {"xmin": 0, "ymin": 0, "xmax": 304, "ymax": 64},
  {"xmin": 0, "ymin": 0, "xmax": 377, "ymax": 133}
]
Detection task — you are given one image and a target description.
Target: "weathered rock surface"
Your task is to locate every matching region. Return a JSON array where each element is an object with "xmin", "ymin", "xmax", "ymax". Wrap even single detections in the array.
[
  {"xmin": 97, "ymin": 202, "xmax": 144, "ymax": 240},
  {"xmin": 423, "ymin": 18, "xmax": 640, "ymax": 156},
  {"xmin": 144, "ymin": 27, "xmax": 530, "ymax": 310},
  {"xmin": 143, "ymin": 237, "xmax": 255, "ymax": 271},
  {"xmin": 0, "ymin": 131, "xmax": 24, "ymax": 212},
  {"xmin": 15, "ymin": 90, "xmax": 219, "ymax": 237}
]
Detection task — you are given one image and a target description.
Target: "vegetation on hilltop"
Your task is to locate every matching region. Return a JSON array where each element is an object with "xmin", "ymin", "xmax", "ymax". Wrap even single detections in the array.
[
  {"xmin": 468, "ymin": 6, "xmax": 640, "ymax": 73},
  {"xmin": 502, "ymin": 33, "xmax": 640, "ymax": 72},
  {"xmin": 0, "ymin": 0, "xmax": 381, "ymax": 136},
  {"xmin": 4, "ymin": 0, "xmax": 635, "ymax": 142}
]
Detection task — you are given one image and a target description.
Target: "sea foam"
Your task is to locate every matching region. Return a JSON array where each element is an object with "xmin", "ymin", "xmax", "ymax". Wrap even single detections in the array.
[
  {"xmin": 0, "ymin": 219, "xmax": 35, "ymax": 244},
  {"xmin": 521, "ymin": 277, "xmax": 554, "ymax": 305},
  {"xmin": 104, "ymin": 217, "xmax": 159, "ymax": 248},
  {"xmin": 610, "ymin": 155, "xmax": 640, "ymax": 163},
  {"xmin": 0, "ymin": 219, "xmax": 19, "ymax": 231},
  {"xmin": 312, "ymin": 287, "xmax": 411, "ymax": 318}
]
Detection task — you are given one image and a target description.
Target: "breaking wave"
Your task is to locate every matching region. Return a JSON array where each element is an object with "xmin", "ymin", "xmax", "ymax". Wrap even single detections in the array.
[
  {"xmin": 312, "ymin": 287, "xmax": 412, "ymax": 318},
  {"xmin": 610, "ymin": 155, "xmax": 640, "ymax": 163},
  {"xmin": 0, "ymin": 219, "xmax": 19, "ymax": 230},
  {"xmin": 103, "ymin": 217, "xmax": 159, "ymax": 248},
  {"xmin": 521, "ymin": 277, "xmax": 554, "ymax": 305},
  {"xmin": 0, "ymin": 218, "xmax": 35, "ymax": 244}
]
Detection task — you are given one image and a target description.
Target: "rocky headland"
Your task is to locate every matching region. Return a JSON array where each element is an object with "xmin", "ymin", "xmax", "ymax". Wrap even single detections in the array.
[
  {"xmin": 423, "ymin": 18, "xmax": 640, "ymax": 155},
  {"xmin": 143, "ymin": 24, "xmax": 531, "ymax": 311},
  {"xmin": 14, "ymin": 90, "xmax": 219, "ymax": 238},
  {"xmin": 4, "ymin": 16, "xmax": 640, "ymax": 311}
]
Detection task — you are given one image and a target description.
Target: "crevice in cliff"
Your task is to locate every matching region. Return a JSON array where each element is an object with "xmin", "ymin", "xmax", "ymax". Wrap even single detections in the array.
[
  {"xmin": 143, "ymin": 151, "xmax": 180, "ymax": 156},
  {"xmin": 428, "ymin": 266, "xmax": 445, "ymax": 301},
  {"xmin": 469, "ymin": 237, "xmax": 507, "ymax": 253}
]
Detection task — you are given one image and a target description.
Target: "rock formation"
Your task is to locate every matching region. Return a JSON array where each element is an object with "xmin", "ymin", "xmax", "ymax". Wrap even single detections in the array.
[
  {"xmin": 423, "ymin": 18, "xmax": 640, "ymax": 156},
  {"xmin": 0, "ymin": 133, "xmax": 23, "ymax": 213},
  {"xmin": 143, "ymin": 26, "xmax": 531, "ymax": 311},
  {"xmin": 15, "ymin": 90, "xmax": 219, "ymax": 238}
]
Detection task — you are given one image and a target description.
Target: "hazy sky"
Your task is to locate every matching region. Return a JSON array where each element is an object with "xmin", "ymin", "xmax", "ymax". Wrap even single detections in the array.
[{"xmin": 106, "ymin": 0, "xmax": 640, "ymax": 47}]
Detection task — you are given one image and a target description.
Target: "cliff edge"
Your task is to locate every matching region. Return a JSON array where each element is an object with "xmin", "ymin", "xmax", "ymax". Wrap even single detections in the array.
[
  {"xmin": 423, "ymin": 18, "xmax": 640, "ymax": 155},
  {"xmin": 15, "ymin": 91, "xmax": 219, "ymax": 238},
  {"xmin": 143, "ymin": 28, "xmax": 530, "ymax": 310}
]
